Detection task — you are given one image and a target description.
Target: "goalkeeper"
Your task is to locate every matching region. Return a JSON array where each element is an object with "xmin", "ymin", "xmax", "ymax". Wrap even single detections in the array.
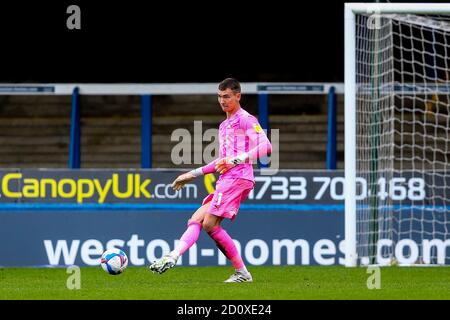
[{"xmin": 149, "ymin": 78, "xmax": 272, "ymax": 282}]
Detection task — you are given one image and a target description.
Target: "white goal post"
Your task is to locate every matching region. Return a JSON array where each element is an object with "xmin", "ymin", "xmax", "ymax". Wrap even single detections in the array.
[{"xmin": 345, "ymin": 3, "xmax": 450, "ymax": 267}]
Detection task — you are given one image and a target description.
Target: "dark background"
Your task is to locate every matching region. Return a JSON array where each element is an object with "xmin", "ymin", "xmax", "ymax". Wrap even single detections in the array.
[{"xmin": 0, "ymin": 0, "xmax": 447, "ymax": 83}]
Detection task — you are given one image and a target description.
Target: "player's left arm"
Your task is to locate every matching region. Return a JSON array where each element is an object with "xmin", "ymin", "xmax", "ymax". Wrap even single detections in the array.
[{"xmin": 242, "ymin": 115, "xmax": 272, "ymax": 162}]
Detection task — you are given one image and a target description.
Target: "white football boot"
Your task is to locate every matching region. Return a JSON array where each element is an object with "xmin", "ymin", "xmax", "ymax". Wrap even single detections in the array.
[
  {"xmin": 149, "ymin": 253, "xmax": 178, "ymax": 274},
  {"xmin": 224, "ymin": 270, "xmax": 253, "ymax": 283}
]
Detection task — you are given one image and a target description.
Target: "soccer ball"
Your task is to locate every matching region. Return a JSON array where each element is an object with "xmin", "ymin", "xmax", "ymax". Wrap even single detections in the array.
[{"xmin": 101, "ymin": 248, "xmax": 128, "ymax": 275}]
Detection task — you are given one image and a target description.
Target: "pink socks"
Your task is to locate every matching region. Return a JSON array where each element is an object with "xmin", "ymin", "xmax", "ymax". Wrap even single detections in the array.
[
  {"xmin": 207, "ymin": 226, "xmax": 244, "ymax": 270},
  {"xmin": 173, "ymin": 222, "xmax": 246, "ymax": 271},
  {"xmin": 173, "ymin": 221, "xmax": 202, "ymax": 256}
]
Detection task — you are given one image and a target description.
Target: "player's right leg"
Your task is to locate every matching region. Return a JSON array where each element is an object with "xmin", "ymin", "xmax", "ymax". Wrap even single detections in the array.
[
  {"xmin": 149, "ymin": 202, "xmax": 210, "ymax": 274},
  {"xmin": 203, "ymin": 179, "xmax": 254, "ymax": 282},
  {"xmin": 203, "ymin": 214, "xmax": 253, "ymax": 283}
]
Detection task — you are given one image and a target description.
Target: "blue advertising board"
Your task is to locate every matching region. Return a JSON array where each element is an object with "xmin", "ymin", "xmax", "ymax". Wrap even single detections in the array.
[{"xmin": 0, "ymin": 169, "xmax": 445, "ymax": 266}]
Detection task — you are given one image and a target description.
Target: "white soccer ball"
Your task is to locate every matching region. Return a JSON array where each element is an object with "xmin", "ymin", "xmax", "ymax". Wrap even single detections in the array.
[{"xmin": 101, "ymin": 248, "xmax": 128, "ymax": 275}]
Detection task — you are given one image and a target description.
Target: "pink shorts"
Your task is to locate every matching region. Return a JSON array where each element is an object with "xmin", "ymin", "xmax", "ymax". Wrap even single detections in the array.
[{"xmin": 202, "ymin": 178, "xmax": 254, "ymax": 221}]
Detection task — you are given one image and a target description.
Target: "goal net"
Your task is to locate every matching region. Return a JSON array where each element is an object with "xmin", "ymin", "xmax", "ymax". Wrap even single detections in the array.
[{"xmin": 345, "ymin": 4, "xmax": 450, "ymax": 266}]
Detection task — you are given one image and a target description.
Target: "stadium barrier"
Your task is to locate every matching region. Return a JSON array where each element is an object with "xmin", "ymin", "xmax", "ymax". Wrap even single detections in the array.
[{"xmin": 0, "ymin": 83, "xmax": 343, "ymax": 169}]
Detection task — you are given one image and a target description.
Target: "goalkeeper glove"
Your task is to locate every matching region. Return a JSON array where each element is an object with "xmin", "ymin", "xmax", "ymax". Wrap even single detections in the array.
[{"xmin": 215, "ymin": 153, "xmax": 248, "ymax": 174}]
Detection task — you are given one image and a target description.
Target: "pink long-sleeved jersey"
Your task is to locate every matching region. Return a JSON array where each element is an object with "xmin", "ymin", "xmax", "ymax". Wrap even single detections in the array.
[{"xmin": 201, "ymin": 107, "xmax": 272, "ymax": 183}]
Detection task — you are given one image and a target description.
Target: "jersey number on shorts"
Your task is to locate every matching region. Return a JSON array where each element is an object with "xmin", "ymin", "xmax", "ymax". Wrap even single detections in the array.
[{"xmin": 216, "ymin": 192, "xmax": 223, "ymax": 206}]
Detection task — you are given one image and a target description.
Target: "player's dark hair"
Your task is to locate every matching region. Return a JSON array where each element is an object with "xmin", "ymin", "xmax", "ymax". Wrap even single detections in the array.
[{"xmin": 218, "ymin": 78, "xmax": 241, "ymax": 93}]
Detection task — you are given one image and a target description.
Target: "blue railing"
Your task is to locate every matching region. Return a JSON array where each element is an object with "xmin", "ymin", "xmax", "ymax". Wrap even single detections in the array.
[
  {"xmin": 69, "ymin": 87, "xmax": 81, "ymax": 169},
  {"xmin": 326, "ymin": 86, "xmax": 337, "ymax": 170},
  {"xmin": 140, "ymin": 95, "xmax": 153, "ymax": 168},
  {"xmin": 257, "ymin": 93, "xmax": 269, "ymax": 169}
]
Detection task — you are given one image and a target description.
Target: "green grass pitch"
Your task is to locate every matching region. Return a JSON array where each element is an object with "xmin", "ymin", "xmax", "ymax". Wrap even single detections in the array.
[{"xmin": 1, "ymin": 266, "xmax": 450, "ymax": 300}]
